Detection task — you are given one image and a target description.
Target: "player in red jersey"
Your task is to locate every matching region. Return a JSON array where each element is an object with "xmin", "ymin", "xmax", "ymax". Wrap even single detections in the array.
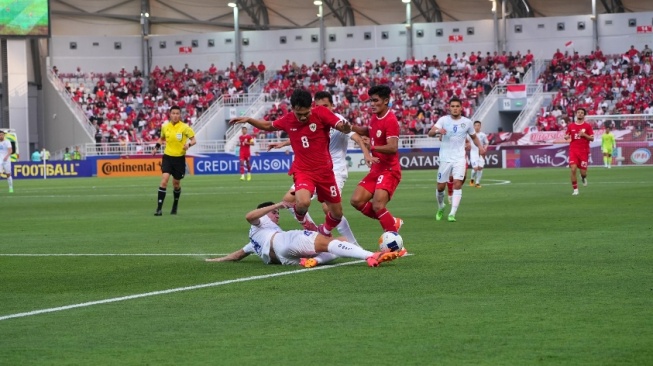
[
  {"xmin": 351, "ymin": 85, "xmax": 404, "ymax": 235},
  {"xmin": 564, "ymin": 107, "xmax": 594, "ymax": 195},
  {"xmin": 230, "ymin": 89, "xmax": 352, "ymax": 236},
  {"xmin": 238, "ymin": 126, "xmax": 255, "ymax": 181}
]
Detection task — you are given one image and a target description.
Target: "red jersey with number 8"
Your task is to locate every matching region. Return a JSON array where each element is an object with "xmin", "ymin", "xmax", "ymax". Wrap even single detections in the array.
[{"xmin": 272, "ymin": 105, "xmax": 341, "ymax": 173}]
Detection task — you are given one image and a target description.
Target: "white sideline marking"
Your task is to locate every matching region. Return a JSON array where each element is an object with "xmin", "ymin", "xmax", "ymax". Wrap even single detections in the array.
[
  {"xmin": 0, "ymin": 258, "xmax": 377, "ymax": 322},
  {"xmin": 0, "ymin": 253, "xmax": 226, "ymax": 257}
]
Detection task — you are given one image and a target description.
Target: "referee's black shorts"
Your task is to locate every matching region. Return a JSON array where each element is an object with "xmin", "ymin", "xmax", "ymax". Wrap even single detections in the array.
[{"xmin": 161, "ymin": 154, "xmax": 186, "ymax": 180}]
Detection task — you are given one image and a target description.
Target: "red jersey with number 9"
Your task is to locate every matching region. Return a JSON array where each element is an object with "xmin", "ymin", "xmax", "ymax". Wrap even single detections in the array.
[
  {"xmin": 369, "ymin": 110, "xmax": 401, "ymax": 172},
  {"xmin": 272, "ymin": 105, "xmax": 341, "ymax": 173}
]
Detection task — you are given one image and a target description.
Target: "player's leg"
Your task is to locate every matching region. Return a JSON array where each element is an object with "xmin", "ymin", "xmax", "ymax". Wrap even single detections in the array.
[
  {"xmin": 580, "ymin": 160, "xmax": 588, "ymax": 187},
  {"xmin": 3, "ymin": 161, "xmax": 12, "ymax": 192},
  {"xmin": 313, "ymin": 233, "xmax": 398, "ymax": 267},
  {"xmin": 602, "ymin": 150, "xmax": 609, "ymax": 168},
  {"xmin": 246, "ymin": 157, "xmax": 252, "ymax": 180},
  {"xmin": 284, "ymin": 185, "xmax": 316, "ymax": 230},
  {"xmin": 155, "ymin": 156, "xmax": 172, "ymax": 215},
  {"xmin": 436, "ymin": 163, "xmax": 452, "ymax": 220},
  {"xmin": 350, "ymin": 172, "xmax": 377, "ymax": 219},
  {"xmin": 170, "ymin": 158, "xmax": 185, "ymax": 214},
  {"xmin": 372, "ymin": 170, "xmax": 402, "ymax": 232},
  {"xmin": 469, "ymin": 159, "xmax": 477, "ymax": 186},
  {"xmin": 569, "ymin": 164, "xmax": 579, "ymax": 195},
  {"xmin": 239, "ymin": 157, "xmax": 245, "ymax": 180},
  {"xmin": 448, "ymin": 161, "xmax": 466, "ymax": 221},
  {"xmin": 568, "ymin": 150, "xmax": 580, "ymax": 195},
  {"xmin": 475, "ymin": 167, "xmax": 484, "ymax": 187}
]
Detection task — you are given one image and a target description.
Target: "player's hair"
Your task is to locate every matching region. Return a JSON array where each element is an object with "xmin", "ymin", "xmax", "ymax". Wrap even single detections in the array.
[
  {"xmin": 449, "ymin": 97, "xmax": 462, "ymax": 106},
  {"xmin": 257, "ymin": 201, "xmax": 276, "ymax": 209},
  {"xmin": 290, "ymin": 89, "xmax": 313, "ymax": 109},
  {"xmin": 368, "ymin": 85, "xmax": 391, "ymax": 100},
  {"xmin": 575, "ymin": 107, "xmax": 587, "ymax": 116},
  {"xmin": 314, "ymin": 91, "xmax": 333, "ymax": 105},
  {"xmin": 170, "ymin": 105, "xmax": 181, "ymax": 112},
  {"xmin": 474, "ymin": 120, "xmax": 482, "ymax": 125}
]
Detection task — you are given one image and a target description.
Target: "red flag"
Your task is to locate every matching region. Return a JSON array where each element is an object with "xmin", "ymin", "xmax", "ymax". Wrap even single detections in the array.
[
  {"xmin": 565, "ymin": 41, "xmax": 573, "ymax": 48},
  {"xmin": 506, "ymin": 84, "xmax": 527, "ymax": 99}
]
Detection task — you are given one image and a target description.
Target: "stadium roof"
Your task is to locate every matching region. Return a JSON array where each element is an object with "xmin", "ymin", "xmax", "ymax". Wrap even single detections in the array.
[{"xmin": 51, "ymin": 0, "xmax": 653, "ymax": 34}]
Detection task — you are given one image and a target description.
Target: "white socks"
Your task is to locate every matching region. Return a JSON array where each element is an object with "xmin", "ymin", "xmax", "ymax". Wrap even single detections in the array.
[
  {"xmin": 475, "ymin": 170, "xmax": 483, "ymax": 185},
  {"xmin": 327, "ymin": 240, "xmax": 372, "ymax": 260},
  {"xmin": 450, "ymin": 189, "xmax": 462, "ymax": 216},
  {"xmin": 436, "ymin": 190, "xmax": 445, "ymax": 209},
  {"xmin": 7, "ymin": 176, "xmax": 12, "ymax": 189},
  {"xmin": 336, "ymin": 216, "xmax": 358, "ymax": 246}
]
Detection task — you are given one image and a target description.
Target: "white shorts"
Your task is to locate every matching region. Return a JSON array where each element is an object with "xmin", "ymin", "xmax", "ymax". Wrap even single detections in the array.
[
  {"xmin": 272, "ymin": 230, "xmax": 319, "ymax": 265},
  {"xmin": 1, "ymin": 160, "xmax": 11, "ymax": 175},
  {"xmin": 437, "ymin": 160, "xmax": 467, "ymax": 183},
  {"xmin": 470, "ymin": 155, "xmax": 485, "ymax": 169}
]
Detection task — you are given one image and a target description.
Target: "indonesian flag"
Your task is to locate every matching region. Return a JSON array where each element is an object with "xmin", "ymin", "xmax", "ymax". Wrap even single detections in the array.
[
  {"xmin": 565, "ymin": 40, "xmax": 573, "ymax": 48},
  {"xmin": 506, "ymin": 84, "xmax": 527, "ymax": 99}
]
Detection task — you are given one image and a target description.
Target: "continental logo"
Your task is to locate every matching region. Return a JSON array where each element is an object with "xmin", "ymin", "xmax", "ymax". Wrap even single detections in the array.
[
  {"xmin": 97, "ymin": 158, "xmax": 194, "ymax": 177},
  {"xmin": 14, "ymin": 163, "xmax": 79, "ymax": 177}
]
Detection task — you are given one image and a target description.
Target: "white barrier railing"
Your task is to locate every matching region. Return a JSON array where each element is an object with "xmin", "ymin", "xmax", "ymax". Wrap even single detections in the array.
[{"xmin": 82, "ymin": 135, "xmax": 442, "ymax": 156}]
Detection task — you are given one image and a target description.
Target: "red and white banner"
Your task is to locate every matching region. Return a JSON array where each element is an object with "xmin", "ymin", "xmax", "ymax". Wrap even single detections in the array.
[
  {"xmin": 179, "ymin": 46, "xmax": 192, "ymax": 54},
  {"xmin": 637, "ymin": 25, "xmax": 652, "ymax": 34},
  {"xmin": 565, "ymin": 40, "xmax": 573, "ymax": 48},
  {"xmin": 448, "ymin": 35, "xmax": 463, "ymax": 43},
  {"xmin": 506, "ymin": 84, "xmax": 527, "ymax": 99}
]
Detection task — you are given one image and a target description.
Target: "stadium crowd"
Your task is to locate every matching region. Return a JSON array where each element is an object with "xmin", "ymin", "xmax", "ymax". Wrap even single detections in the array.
[
  {"xmin": 57, "ymin": 50, "xmax": 535, "ymax": 144},
  {"xmin": 535, "ymin": 44, "xmax": 653, "ymax": 132}
]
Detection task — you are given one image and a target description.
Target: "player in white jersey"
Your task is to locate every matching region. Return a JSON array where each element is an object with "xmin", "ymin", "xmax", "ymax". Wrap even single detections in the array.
[
  {"xmin": 468, "ymin": 121, "xmax": 489, "ymax": 188},
  {"xmin": 0, "ymin": 131, "xmax": 14, "ymax": 193},
  {"xmin": 205, "ymin": 201, "xmax": 399, "ymax": 268},
  {"xmin": 268, "ymin": 91, "xmax": 373, "ymax": 244},
  {"xmin": 428, "ymin": 97, "xmax": 485, "ymax": 222}
]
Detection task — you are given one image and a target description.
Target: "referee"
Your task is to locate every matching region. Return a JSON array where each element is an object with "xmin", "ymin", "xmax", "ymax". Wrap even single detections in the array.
[{"xmin": 152, "ymin": 106, "xmax": 196, "ymax": 216}]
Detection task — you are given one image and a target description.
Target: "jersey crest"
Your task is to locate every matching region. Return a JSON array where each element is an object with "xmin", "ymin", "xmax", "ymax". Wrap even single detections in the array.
[
  {"xmin": 176, "ymin": 132, "xmax": 183, "ymax": 141},
  {"xmin": 376, "ymin": 130, "xmax": 382, "ymax": 138},
  {"xmin": 309, "ymin": 123, "xmax": 317, "ymax": 132}
]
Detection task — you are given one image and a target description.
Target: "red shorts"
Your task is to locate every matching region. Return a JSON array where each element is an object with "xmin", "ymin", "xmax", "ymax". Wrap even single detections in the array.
[
  {"xmin": 240, "ymin": 153, "xmax": 251, "ymax": 161},
  {"xmin": 358, "ymin": 169, "xmax": 402, "ymax": 199},
  {"xmin": 293, "ymin": 170, "xmax": 341, "ymax": 204},
  {"xmin": 569, "ymin": 149, "xmax": 589, "ymax": 169}
]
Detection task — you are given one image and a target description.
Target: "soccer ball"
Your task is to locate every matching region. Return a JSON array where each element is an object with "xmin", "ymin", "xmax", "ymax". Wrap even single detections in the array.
[{"xmin": 378, "ymin": 231, "xmax": 404, "ymax": 252}]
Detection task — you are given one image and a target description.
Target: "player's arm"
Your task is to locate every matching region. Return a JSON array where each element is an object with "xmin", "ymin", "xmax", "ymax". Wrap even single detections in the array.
[
  {"xmin": 469, "ymin": 133, "xmax": 486, "ymax": 155},
  {"xmin": 152, "ymin": 135, "xmax": 165, "ymax": 155},
  {"xmin": 350, "ymin": 132, "xmax": 378, "ymax": 165},
  {"xmin": 230, "ymin": 116, "xmax": 278, "ymax": 132},
  {"xmin": 428, "ymin": 120, "xmax": 445, "ymax": 137},
  {"xmin": 184, "ymin": 136, "xmax": 197, "ymax": 151},
  {"xmin": 205, "ymin": 249, "xmax": 250, "ymax": 262},
  {"xmin": 371, "ymin": 136, "xmax": 399, "ymax": 154},
  {"xmin": 351, "ymin": 125, "xmax": 369, "ymax": 137},
  {"xmin": 246, "ymin": 201, "xmax": 291, "ymax": 225},
  {"xmin": 334, "ymin": 120, "xmax": 352, "ymax": 134},
  {"xmin": 267, "ymin": 140, "xmax": 291, "ymax": 151}
]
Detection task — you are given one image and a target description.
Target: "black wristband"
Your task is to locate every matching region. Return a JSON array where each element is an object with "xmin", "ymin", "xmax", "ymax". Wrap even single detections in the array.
[{"xmin": 155, "ymin": 143, "xmax": 161, "ymax": 149}]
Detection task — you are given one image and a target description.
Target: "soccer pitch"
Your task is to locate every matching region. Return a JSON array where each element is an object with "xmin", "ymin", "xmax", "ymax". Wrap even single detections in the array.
[{"xmin": 1, "ymin": 167, "xmax": 652, "ymax": 365}]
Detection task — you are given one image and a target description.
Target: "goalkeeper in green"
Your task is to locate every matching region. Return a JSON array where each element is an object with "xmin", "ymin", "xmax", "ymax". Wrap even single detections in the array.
[{"xmin": 601, "ymin": 127, "xmax": 616, "ymax": 168}]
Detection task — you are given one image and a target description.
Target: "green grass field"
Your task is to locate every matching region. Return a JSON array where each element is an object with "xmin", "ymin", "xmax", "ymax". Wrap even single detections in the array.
[{"xmin": 1, "ymin": 167, "xmax": 652, "ymax": 365}]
